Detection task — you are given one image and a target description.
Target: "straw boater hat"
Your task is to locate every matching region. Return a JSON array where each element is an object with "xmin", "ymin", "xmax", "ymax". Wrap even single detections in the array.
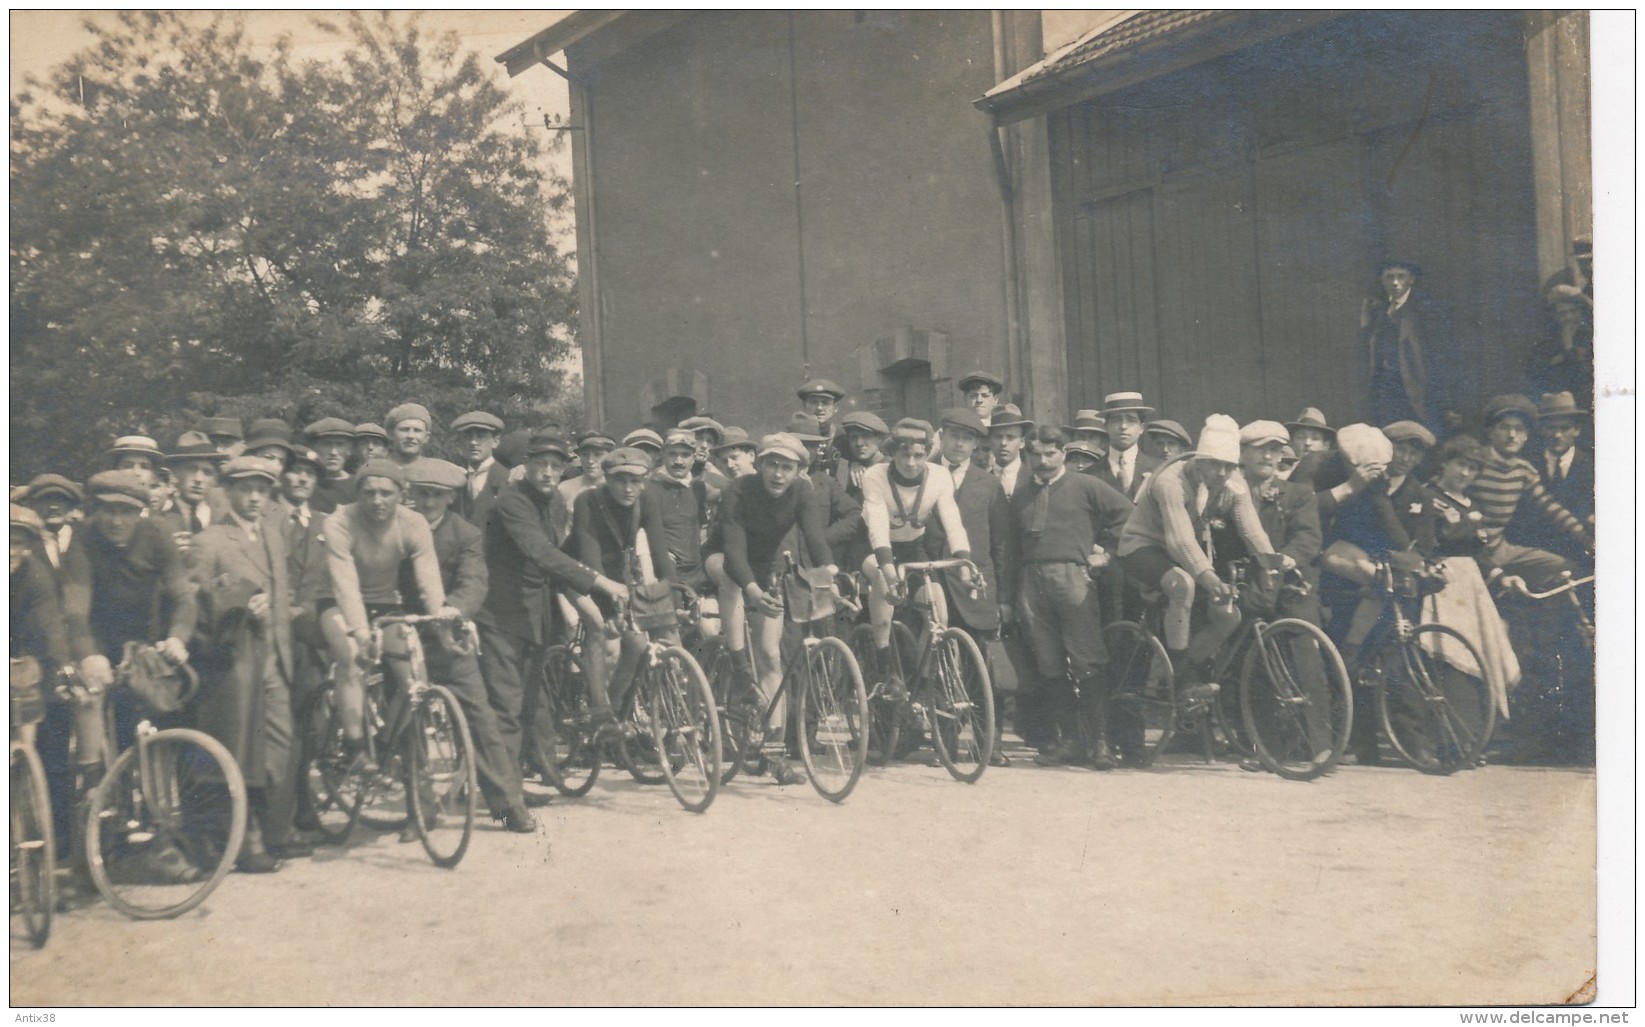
[{"xmin": 1100, "ymin": 392, "xmax": 1154, "ymax": 418}]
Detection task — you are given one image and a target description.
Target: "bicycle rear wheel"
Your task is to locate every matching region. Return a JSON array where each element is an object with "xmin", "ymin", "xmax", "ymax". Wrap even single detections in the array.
[
  {"xmin": 1378, "ymin": 624, "xmax": 1495, "ymax": 775},
  {"xmin": 11, "ymin": 743, "xmax": 54, "ymax": 947},
  {"xmin": 1241, "ymin": 619, "xmax": 1353, "ymax": 781},
  {"xmin": 929, "ymin": 627, "xmax": 994, "ymax": 783},
  {"xmin": 619, "ymin": 673, "xmax": 668, "ymax": 785},
  {"xmin": 646, "ymin": 646, "xmax": 723, "ymax": 813},
  {"xmin": 537, "ymin": 645, "xmax": 602, "ymax": 797},
  {"xmin": 1102, "ymin": 621, "xmax": 1177, "ymax": 767},
  {"xmin": 797, "ymin": 636, "xmax": 869, "ymax": 803},
  {"xmin": 407, "ymin": 685, "xmax": 478, "ymax": 868},
  {"xmin": 695, "ymin": 636, "xmax": 745, "ymax": 785},
  {"xmin": 298, "ymin": 688, "xmax": 364, "ymax": 843},
  {"xmin": 85, "ymin": 728, "xmax": 246, "ymax": 920},
  {"xmin": 358, "ymin": 677, "xmax": 410, "ymax": 832}
]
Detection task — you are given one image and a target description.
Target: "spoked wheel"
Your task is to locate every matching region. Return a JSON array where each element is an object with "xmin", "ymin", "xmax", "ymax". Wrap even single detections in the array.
[
  {"xmin": 695, "ymin": 637, "xmax": 745, "ymax": 786},
  {"xmin": 1378, "ymin": 625, "xmax": 1495, "ymax": 775},
  {"xmin": 1102, "ymin": 621, "xmax": 1177, "ymax": 768},
  {"xmin": 85, "ymin": 728, "xmax": 247, "ymax": 920},
  {"xmin": 299, "ymin": 688, "xmax": 365, "ymax": 844},
  {"xmin": 929, "ymin": 628, "xmax": 995, "ymax": 783},
  {"xmin": 645, "ymin": 646, "xmax": 723, "ymax": 813},
  {"xmin": 850, "ymin": 622, "xmax": 917, "ymax": 765},
  {"xmin": 537, "ymin": 645, "xmax": 602, "ymax": 797},
  {"xmin": 11, "ymin": 743, "xmax": 54, "ymax": 947},
  {"xmin": 619, "ymin": 676, "xmax": 668, "ymax": 785},
  {"xmin": 406, "ymin": 685, "xmax": 478, "ymax": 868},
  {"xmin": 796, "ymin": 636, "xmax": 869, "ymax": 803},
  {"xmin": 1241, "ymin": 619, "xmax": 1353, "ymax": 781},
  {"xmin": 358, "ymin": 679, "xmax": 409, "ymax": 833}
]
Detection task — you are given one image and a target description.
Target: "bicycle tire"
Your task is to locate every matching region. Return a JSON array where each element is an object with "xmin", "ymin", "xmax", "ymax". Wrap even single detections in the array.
[
  {"xmin": 695, "ymin": 636, "xmax": 745, "ymax": 786},
  {"xmin": 1240, "ymin": 618, "xmax": 1353, "ymax": 781},
  {"xmin": 298, "ymin": 688, "xmax": 365, "ymax": 843},
  {"xmin": 407, "ymin": 685, "xmax": 478, "ymax": 869},
  {"xmin": 1377, "ymin": 624, "xmax": 1496, "ymax": 775},
  {"xmin": 1102, "ymin": 621, "xmax": 1177, "ymax": 767},
  {"xmin": 928, "ymin": 627, "xmax": 995, "ymax": 783},
  {"xmin": 646, "ymin": 646, "xmax": 723, "ymax": 813},
  {"xmin": 796, "ymin": 636, "xmax": 869, "ymax": 803},
  {"xmin": 537, "ymin": 645, "xmax": 602, "ymax": 797},
  {"xmin": 357, "ymin": 675, "xmax": 410, "ymax": 832},
  {"xmin": 848, "ymin": 623, "xmax": 899, "ymax": 765},
  {"xmin": 619, "ymin": 672, "xmax": 668, "ymax": 785},
  {"xmin": 85, "ymin": 727, "xmax": 247, "ymax": 920},
  {"xmin": 11, "ymin": 743, "xmax": 54, "ymax": 947}
]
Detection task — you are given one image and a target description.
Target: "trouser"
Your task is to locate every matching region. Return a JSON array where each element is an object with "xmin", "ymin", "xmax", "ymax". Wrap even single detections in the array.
[
  {"xmin": 259, "ymin": 666, "xmax": 297, "ymax": 847},
  {"xmin": 1119, "ymin": 547, "xmax": 1241, "ymax": 672},
  {"xmin": 1016, "ymin": 562, "xmax": 1110, "ymax": 750},
  {"xmin": 425, "ymin": 630, "xmax": 524, "ymax": 816},
  {"xmin": 476, "ymin": 624, "xmax": 532, "ymax": 773}
]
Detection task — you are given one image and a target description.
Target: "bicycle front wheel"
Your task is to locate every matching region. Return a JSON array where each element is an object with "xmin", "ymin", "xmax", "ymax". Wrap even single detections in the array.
[
  {"xmin": 86, "ymin": 728, "xmax": 247, "ymax": 920},
  {"xmin": 407, "ymin": 685, "xmax": 478, "ymax": 869},
  {"xmin": 1103, "ymin": 621, "xmax": 1176, "ymax": 767},
  {"xmin": 695, "ymin": 636, "xmax": 745, "ymax": 785},
  {"xmin": 1378, "ymin": 624, "xmax": 1496, "ymax": 775},
  {"xmin": 929, "ymin": 628, "xmax": 995, "ymax": 783},
  {"xmin": 619, "ymin": 674, "xmax": 668, "ymax": 785},
  {"xmin": 646, "ymin": 646, "xmax": 723, "ymax": 813},
  {"xmin": 11, "ymin": 743, "xmax": 54, "ymax": 947},
  {"xmin": 1241, "ymin": 619, "xmax": 1352, "ymax": 781},
  {"xmin": 797, "ymin": 636, "xmax": 869, "ymax": 803},
  {"xmin": 299, "ymin": 688, "xmax": 364, "ymax": 843},
  {"xmin": 537, "ymin": 645, "xmax": 602, "ymax": 797}
]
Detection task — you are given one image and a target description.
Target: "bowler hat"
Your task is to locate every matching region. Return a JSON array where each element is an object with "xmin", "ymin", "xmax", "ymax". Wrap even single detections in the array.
[
  {"xmin": 957, "ymin": 370, "xmax": 1005, "ymax": 395},
  {"xmin": 796, "ymin": 378, "xmax": 846, "ymax": 401},
  {"xmin": 1100, "ymin": 392, "xmax": 1154, "ymax": 418},
  {"xmin": 1144, "ymin": 419, "xmax": 1192, "ymax": 447},
  {"xmin": 988, "ymin": 404, "xmax": 1033, "ymax": 432},
  {"xmin": 785, "ymin": 412, "xmax": 825, "ymax": 442},
  {"xmin": 196, "ymin": 416, "xmax": 243, "ymax": 441},
  {"xmin": 22, "ymin": 474, "xmax": 82, "ymax": 505},
  {"xmin": 450, "ymin": 411, "xmax": 505, "ymax": 435},
  {"xmin": 85, "ymin": 470, "xmax": 150, "ymax": 509},
  {"xmin": 1285, "ymin": 408, "xmax": 1336, "ymax": 437},
  {"xmin": 304, "ymin": 417, "xmax": 356, "ymax": 440},
  {"xmin": 1537, "ymin": 391, "xmax": 1589, "ymax": 420},
  {"xmin": 939, "ymin": 407, "xmax": 987, "ymax": 438},
  {"xmin": 1483, "ymin": 394, "xmax": 1538, "ymax": 427},
  {"xmin": 406, "ymin": 458, "xmax": 467, "ymax": 491}
]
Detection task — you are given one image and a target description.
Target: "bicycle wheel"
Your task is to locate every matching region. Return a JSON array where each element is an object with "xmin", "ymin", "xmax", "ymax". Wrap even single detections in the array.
[
  {"xmin": 11, "ymin": 743, "xmax": 54, "ymax": 947},
  {"xmin": 537, "ymin": 645, "xmax": 602, "ymax": 797},
  {"xmin": 646, "ymin": 646, "xmax": 723, "ymax": 813},
  {"xmin": 1102, "ymin": 621, "xmax": 1177, "ymax": 767},
  {"xmin": 298, "ymin": 688, "xmax": 364, "ymax": 843},
  {"xmin": 1241, "ymin": 618, "xmax": 1353, "ymax": 781},
  {"xmin": 848, "ymin": 623, "xmax": 898, "ymax": 765},
  {"xmin": 619, "ymin": 672, "xmax": 668, "ymax": 785},
  {"xmin": 406, "ymin": 685, "xmax": 478, "ymax": 868},
  {"xmin": 796, "ymin": 636, "xmax": 869, "ymax": 803},
  {"xmin": 85, "ymin": 728, "xmax": 247, "ymax": 920},
  {"xmin": 1378, "ymin": 624, "xmax": 1496, "ymax": 775},
  {"xmin": 929, "ymin": 627, "xmax": 995, "ymax": 783},
  {"xmin": 695, "ymin": 637, "xmax": 745, "ymax": 786},
  {"xmin": 358, "ymin": 677, "xmax": 410, "ymax": 832}
]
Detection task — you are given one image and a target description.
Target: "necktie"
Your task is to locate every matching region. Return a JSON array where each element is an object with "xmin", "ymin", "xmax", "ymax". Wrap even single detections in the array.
[
  {"xmin": 246, "ymin": 521, "xmax": 259, "ymax": 543},
  {"xmin": 1028, "ymin": 481, "xmax": 1050, "ymax": 536},
  {"xmin": 189, "ymin": 504, "xmax": 205, "ymax": 534},
  {"xmin": 292, "ymin": 508, "xmax": 306, "ymax": 530}
]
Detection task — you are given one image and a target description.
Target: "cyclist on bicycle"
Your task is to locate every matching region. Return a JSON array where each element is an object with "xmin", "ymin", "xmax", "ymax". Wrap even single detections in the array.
[
  {"xmin": 1117, "ymin": 415, "xmax": 1278, "ymax": 701},
  {"xmin": 860, "ymin": 418, "xmax": 975, "ymax": 687},
  {"xmin": 650, "ymin": 429, "xmax": 712, "ymax": 595},
  {"xmin": 11, "ymin": 505, "xmax": 76, "ymax": 859},
  {"xmin": 321, "ymin": 460, "xmax": 459, "ymax": 773}
]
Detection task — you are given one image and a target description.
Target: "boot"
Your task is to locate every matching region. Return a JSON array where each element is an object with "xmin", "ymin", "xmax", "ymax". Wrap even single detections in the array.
[
  {"xmin": 1082, "ymin": 681, "xmax": 1116, "ymax": 771},
  {"xmin": 236, "ymin": 792, "xmax": 282, "ymax": 874}
]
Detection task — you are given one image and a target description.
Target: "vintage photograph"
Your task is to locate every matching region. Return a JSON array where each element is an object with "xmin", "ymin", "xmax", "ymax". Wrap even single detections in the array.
[{"xmin": 7, "ymin": 8, "xmax": 1623, "ymax": 1012}]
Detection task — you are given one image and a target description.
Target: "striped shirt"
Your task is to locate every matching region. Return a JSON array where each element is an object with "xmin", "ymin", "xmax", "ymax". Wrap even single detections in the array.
[{"xmin": 1468, "ymin": 454, "xmax": 1584, "ymax": 544}]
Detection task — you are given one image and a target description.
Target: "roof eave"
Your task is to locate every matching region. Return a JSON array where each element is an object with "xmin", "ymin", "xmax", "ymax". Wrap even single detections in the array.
[{"xmin": 495, "ymin": 11, "xmax": 630, "ymax": 78}]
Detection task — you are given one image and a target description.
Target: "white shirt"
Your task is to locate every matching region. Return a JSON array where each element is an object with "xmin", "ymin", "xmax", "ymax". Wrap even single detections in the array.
[
  {"xmin": 1546, "ymin": 448, "xmax": 1575, "ymax": 482},
  {"xmin": 946, "ymin": 460, "xmax": 969, "ymax": 490},
  {"xmin": 995, "ymin": 457, "xmax": 1022, "ymax": 498},
  {"xmin": 467, "ymin": 457, "xmax": 495, "ymax": 499},
  {"xmin": 1108, "ymin": 447, "xmax": 1136, "ymax": 493}
]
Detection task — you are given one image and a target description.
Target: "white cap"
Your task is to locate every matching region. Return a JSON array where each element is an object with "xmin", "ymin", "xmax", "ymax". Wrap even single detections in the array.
[{"xmin": 1194, "ymin": 414, "xmax": 1242, "ymax": 464}]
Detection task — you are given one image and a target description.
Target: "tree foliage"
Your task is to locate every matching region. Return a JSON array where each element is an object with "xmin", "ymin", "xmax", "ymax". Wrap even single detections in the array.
[{"xmin": 11, "ymin": 12, "xmax": 576, "ymax": 478}]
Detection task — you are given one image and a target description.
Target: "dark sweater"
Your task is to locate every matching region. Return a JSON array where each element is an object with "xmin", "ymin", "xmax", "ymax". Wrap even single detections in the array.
[
  {"xmin": 720, "ymin": 475, "xmax": 831, "ymax": 588},
  {"xmin": 571, "ymin": 486, "xmax": 676, "ymax": 584},
  {"xmin": 1007, "ymin": 470, "xmax": 1132, "ymax": 566}
]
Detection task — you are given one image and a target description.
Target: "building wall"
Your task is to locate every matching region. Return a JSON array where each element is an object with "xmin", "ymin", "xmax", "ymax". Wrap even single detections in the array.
[{"xmin": 570, "ymin": 11, "xmax": 1010, "ymax": 435}]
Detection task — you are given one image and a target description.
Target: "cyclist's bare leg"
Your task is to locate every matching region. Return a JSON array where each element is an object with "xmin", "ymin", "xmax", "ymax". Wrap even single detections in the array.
[
  {"xmin": 320, "ymin": 608, "xmax": 366, "ymax": 742},
  {"xmin": 747, "ymin": 605, "xmax": 785, "ymax": 730},
  {"xmin": 570, "ymin": 594, "xmax": 614, "ymax": 716},
  {"xmin": 862, "ymin": 554, "xmax": 897, "ymax": 649},
  {"xmin": 707, "ymin": 554, "xmax": 755, "ymax": 696}
]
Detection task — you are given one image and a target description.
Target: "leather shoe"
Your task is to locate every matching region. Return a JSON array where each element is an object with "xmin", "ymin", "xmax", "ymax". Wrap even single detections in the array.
[
  {"xmin": 1087, "ymin": 747, "xmax": 1117, "ymax": 771},
  {"xmin": 235, "ymin": 851, "xmax": 283, "ymax": 874},
  {"xmin": 989, "ymin": 749, "xmax": 1011, "ymax": 768},
  {"xmin": 1034, "ymin": 743, "xmax": 1090, "ymax": 767},
  {"xmin": 500, "ymin": 806, "xmax": 537, "ymax": 834},
  {"xmin": 269, "ymin": 837, "xmax": 316, "ymax": 859},
  {"xmin": 522, "ymin": 789, "xmax": 554, "ymax": 808}
]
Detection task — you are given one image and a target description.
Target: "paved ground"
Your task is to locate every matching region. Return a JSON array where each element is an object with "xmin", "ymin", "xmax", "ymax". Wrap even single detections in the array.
[{"xmin": 11, "ymin": 746, "xmax": 1595, "ymax": 1007}]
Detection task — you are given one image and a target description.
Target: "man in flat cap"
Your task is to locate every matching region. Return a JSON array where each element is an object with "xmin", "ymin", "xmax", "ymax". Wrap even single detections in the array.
[
  {"xmin": 786, "ymin": 412, "xmax": 862, "ymax": 566},
  {"xmin": 385, "ymin": 403, "xmax": 433, "ymax": 466},
  {"xmin": 402, "ymin": 459, "xmax": 535, "ymax": 833},
  {"xmin": 196, "ymin": 416, "xmax": 245, "ymax": 457},
  {"xmin": 559, "ymin": 429, "xmax": 617, "ymax": 513},
  {"xmin": 1062, "ymin": 439, "xmax": 1104, "ymax": 476},
  {"xmin": 449, "ymin": 410, "xmax": 509, "ymax": 532},
  {"xmin": 829, "ymin": 411, "xmax": 889, "ymax": 506},
  {"xmin": 957, "ymin": 370, "xmax": 1005, "ymax": 429},
  {"xmin": 304, "ymin": 418, "xmax": 358, "ymax": 514},
  {"xmin": 796, "ymin": 378, "xmax": 847, "ymax": 475},
  {"xmin": 650, "ymin": 429, "xmax": 711, "ymax": 594},
  {"xmin": 191, "ymin": 456, "xmax": 298, "ymax": 871},
  {"xmin": 20, "ymin": 474, "xmax": 83, "ymax": 569},
  {"xmin": 1140, "ymin": 420, "xmax": 1192, "ymax": 463},
  {"xmin": 352, "ymin": 423, "xmax": 390, "ymax": 468}
]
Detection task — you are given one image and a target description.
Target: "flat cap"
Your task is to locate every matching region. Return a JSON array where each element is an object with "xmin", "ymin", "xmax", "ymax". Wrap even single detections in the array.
[
  {"xmin": 785, "ymin": 412, "xmax": 825, "ymax": 442},
  {"xmin": 246, "ymin": 418, "xmax": 292, "ymax": 443},
  {"xmin": 575, "ymin": 429, "xmax": 618, "ymax": 451},
  {"xmin": 839, "ymin": 411, "xmax": 889, "ymax": 435},
  {"xmin": 601, "ymin": 447, "xmax": 654, "ymax": 476},
  {"xmin": 957, "ymin": 370, "xmax": 1005, "ymax": 394},
  {"xmin": 385, "ymin": 403, "xmax": 432, "ymax": 430},
  {"xmin": 353, "ymin": 422, "xmax": 389, "ymax": 442},
  {"xmin": 221, "ymin": 456, "xmax": 281, "ymax": 484},
  {"xmin": 355, "ymin": 459, "xmax": 408, "ymax": 489},
  {"xmin": 622, "ymin": 428, "xmax": 664, "ymax": 452},
  {"xmin": 1482, "ymin": 394, "xmax": 1538, "ymax": 427},
  {"xmin": 450, "ymin": 411, "xmax": 505, "ymax": 434},
  {"xmin": 85, "ymin": 470, "xmax": 150, "ymax": 508},
  {"xmin": 714, "ymin": 426, "xmax": 755, "ymax": 452},
  {"xmin": 988, "ymin": 404, "xmax": 1034, "ymax": 431},
  {"xmin": 10, "ymin": 504, "xmax": 44, "ymax": 535},
  {"xmin": 756, "ymin": 433, "xmax": 808, "ymax": 465},
  {"xmin": 890, "ymin": 418, "xmax": 935, "ymax": 445},
  {"xmin": 1238, "ymin": 420, "xmax": 1291, "ymax": 447},
  {"xmin": 23, "ymin": 474, "xmax": 82, "ymax": 503},
  {"xmin": 107, "ymin": 435, "xmax": 162, "ymax": 460},
  {"xmin": 1063, "ymin": 439, "xmax": 1104, "ymax": 461},
  {"xmin": 679, "ymin": 416, "xmax": 725, "ymax": 440},
  {"xmin": 1144, "ymin": 419, "xmax": 1193, "ymax": 447},
  {"xmin": 938, "ymin": 407, "xmax": 987, "ymax": 438},
  {"xmin": 1382, "ymin": 421, "xmax": 1436, "ymax": 448},
  {"xmin": 525, "ymin": 431, "xmax": 573, "ymax": 459},
  {"xmin": 304, "ymin": 417, "xmax": 357, "ymax": 440},
  {"xmin": 662, "ymin": 428, "xmax": 697, "ymax": 450},
  {"xmin": 406, "ymin": 458, "xmax": 467, "ymax": 490},
  {"xmin": 196, "ymin": 416, "xmax": 243, "ymax": 440},
  {"xmin": 796, "ymin": 378, "xmax": 846, "ymax": 401},
  {"xmin": 286, "ymin": 447, "xmax": 325, "ymax": 475}
]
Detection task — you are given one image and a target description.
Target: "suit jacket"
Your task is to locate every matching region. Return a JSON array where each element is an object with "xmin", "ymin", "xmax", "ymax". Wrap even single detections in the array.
[
  {"xmin": 312, "ymin": 474, "xmax": 353, "ymax": 515},
  {"xmin": 268, "ymin": 499, "xmax": 331, "ymax": 615},
  {"xmin": 482, "ymin": 480, "xmax": 596, "ymax": 644},
  {"xmin": 191, "ymin": 518, "xmax": 293, "ymax": 786},
  {"xmin": 1512, "ymin": 447, "xmax": 1594, "ymax": 563},
  {"xmin": 1327, "ymin": 473, "xmax": 1437, "ymax": 557},
  {"xmin": 455, "ymin": 461, "xmax": 512, "ymax": 535},
  {"xmin": 807, "ymin": 470, "xmax": 863, "ymax": 568},
  {"xmin": 406, "ymin": 513, "xmax": 488, "ymax": 619},
  {"xmin": 934, "ymin": 464, "xmax": 1014, "ymax": 630},
  {"xmin": 1213, "ymin": 477, "xmax": 1323, "ymax": 584},
  {"xmin": 1091, "ymin": 448, "xmax": 1161, "ymax": 501},
  {"xmin": 1362, "ymin": 289, "xmax": 1451, "ymax": 424}
]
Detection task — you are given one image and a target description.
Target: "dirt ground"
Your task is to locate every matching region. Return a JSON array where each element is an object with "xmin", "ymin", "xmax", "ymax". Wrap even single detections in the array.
[{"xmin": 11, "ymin": 751, "xmax": 1595, "ymax": 1007}]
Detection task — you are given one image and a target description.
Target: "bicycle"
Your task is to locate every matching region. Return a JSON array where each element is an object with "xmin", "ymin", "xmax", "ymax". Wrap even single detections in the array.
[
  {"xmin": 10, "ymin": 656, "xmax": 54, "ymax": 947},
  {"xmin": 716, "ymin": 552, "xmax": 870, "ymax": 802},
  {"xmin": 1347, "ymin": 557, "xmax": 1497, "ymax": 774},
  {"xmin": 82, "ymin": 644, "xmax": 249, "ymax": 919},
  {"xmin": 530, "ymin": 617, "xmax": 603, "ymax": 798},
  {"xmin": 1104, "ymin": 556, "xmax": 1353, "ymax": 780},
  {"xmin": 300, "ymin": 613, "xmax": 479, "ymax": 867},
  {"xmin": 1498, "ymin": 570, "xmax": 1595, "ymax": 762},
  {"xmin": 849, "ymin": 558, "xmax": 995, "ymax": 782}
]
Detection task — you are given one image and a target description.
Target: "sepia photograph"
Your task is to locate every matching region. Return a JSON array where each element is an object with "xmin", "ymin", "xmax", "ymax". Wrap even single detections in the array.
[{"xmin": 7, "ymin": 7, "xmax": 1632, "ymax": 1014}]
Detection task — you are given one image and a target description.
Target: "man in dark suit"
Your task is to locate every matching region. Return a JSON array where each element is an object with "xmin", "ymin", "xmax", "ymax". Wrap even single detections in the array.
[
  {"xmin": 192, "ymin": 456, "xmax": 297, "ymax": 872},
  {"xmin": 933, "ymin": 408, "xmax": 1016, "ymax": 766},
  {"xmin": 1091, "ymin": 392, "xmax": 1162, "ymax": 501},
  {"xmin": 451, "ymin": 410, "xmax": 511, "ymax": 533},
  {"xmin": 789, "ymin": 412, "xmax": 862, "ymax": 568},
  {"xmin": 1511, "ymin": 391, "xmax": 1593, "ymax": 567},
  {"xmin": 403, "ymin": 459, "xmax": 535, "ymax": 834},
  {"xmin": 1360, "ymin": 260, "xmax": 1453, "ymax": 430}
]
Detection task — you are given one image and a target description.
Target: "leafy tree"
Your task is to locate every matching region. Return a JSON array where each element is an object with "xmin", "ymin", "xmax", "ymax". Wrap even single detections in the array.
[{"xmin": 10, "ymin": 12, "xmax": 576, "ymax": 478}]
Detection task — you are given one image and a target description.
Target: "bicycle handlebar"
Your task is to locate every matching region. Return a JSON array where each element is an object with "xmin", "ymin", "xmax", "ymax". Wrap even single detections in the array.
[
  {"xmin": 1502, "ymin": 572, "xmax": 1595, "ymax": 601},
  {"xmin": 370, "ymin": 612, "xmax": 479, "ymax": 656}
]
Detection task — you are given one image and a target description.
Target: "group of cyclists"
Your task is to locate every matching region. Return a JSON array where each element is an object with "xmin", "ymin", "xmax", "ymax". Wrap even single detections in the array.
[{"xmin": 9, "ymin": 366, "xmax": 1596, "ymax": 897}]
